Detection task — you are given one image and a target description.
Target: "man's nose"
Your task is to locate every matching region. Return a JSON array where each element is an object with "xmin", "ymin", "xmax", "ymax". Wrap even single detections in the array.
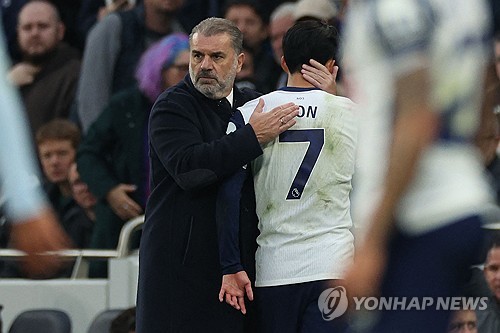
[
  {"xmin": 29, "ymin": 26, "xmax": 41, "ymax": 36},
  {"xmin": 200, "ymin": 55, "xmax": 214, "ymax": 70},
  {"xmin": 48, "ymin": 156, "xmax": 58, "ymax": 164}
]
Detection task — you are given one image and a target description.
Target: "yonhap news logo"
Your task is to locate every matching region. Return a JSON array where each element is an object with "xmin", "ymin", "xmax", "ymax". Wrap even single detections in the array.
[
  {"xmin": 318, "ymin": 287, "xmax": 489, "ymax": 321},
  {"xmin": 351, "ymin": 296, "xmax": 488, "ymax": 312},
  {"xmin": 318, "ymin": 286, "xmax": 349, "ymax": 320}
]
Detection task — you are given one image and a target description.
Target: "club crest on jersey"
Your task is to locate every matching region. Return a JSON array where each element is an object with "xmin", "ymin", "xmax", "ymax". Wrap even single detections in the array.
[{"xmin": 291, "ymin": 188, "xmax": 301, "ymax": 198}]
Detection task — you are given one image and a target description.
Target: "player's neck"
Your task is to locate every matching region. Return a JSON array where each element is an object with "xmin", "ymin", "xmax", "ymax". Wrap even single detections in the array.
[{"xmin": 287, "ymin": 73, "xmax": 314, "ymax": 88}]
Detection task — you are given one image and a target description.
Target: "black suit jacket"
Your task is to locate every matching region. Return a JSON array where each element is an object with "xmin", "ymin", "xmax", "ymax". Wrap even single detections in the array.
[{"xmin": 137, "ymin": 75, "xmax": 262, "ymax": 332}]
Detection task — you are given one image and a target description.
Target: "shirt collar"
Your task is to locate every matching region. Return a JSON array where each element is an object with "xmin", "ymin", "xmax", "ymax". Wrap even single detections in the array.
[{"xmin": 226, "ymin": 89, "xmax": 234, "ymax": 107}]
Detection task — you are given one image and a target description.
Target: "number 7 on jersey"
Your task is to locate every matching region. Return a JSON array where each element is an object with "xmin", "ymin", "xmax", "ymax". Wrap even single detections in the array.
[{"xmin": 279, "ymin": 129, "xmax": 324, "ymax": 200}]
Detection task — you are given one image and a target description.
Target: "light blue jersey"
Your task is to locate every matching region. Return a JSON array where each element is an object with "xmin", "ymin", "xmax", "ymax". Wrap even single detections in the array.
[{"xmin": 0, "ymin": 27, "xmax": 46, "ymax": 221}]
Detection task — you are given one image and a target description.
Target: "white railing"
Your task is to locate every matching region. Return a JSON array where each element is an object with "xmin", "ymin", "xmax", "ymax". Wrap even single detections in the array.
[
  {"xmin": 0, "ymin": 215, "xmax": 144, "ymax": 279},
  {"xmin": 0, "ymin": 216, "xmax": 144, "ymax": 333}
]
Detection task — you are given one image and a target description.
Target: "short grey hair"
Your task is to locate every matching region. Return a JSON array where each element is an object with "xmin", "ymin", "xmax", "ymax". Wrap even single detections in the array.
[
  {"xmin": 270, "ymin": 2, "xmax": 296, "ymax": 22},
  {"xmin": 189, "ymin": 17, "xmax": 243, "ymax": 54}
]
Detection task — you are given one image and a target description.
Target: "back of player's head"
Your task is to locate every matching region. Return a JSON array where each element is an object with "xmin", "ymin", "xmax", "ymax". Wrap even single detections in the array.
[{"xmin": 282, "ymin": 19, "xmax": 338, "ymax": 74}]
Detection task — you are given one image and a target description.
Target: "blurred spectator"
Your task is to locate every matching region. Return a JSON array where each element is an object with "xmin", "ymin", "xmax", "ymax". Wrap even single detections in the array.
[
  {"xmin": 76, "ymin": 0, "xmax": 138, "ymax": 49},
  {"xmin": 110, "ymin": 307, "xmax": 136, "ymax": 333},
  {"xmin": 293, "ymin": 0, "xmax": 338, "ymax": 23},
  {"xmin": 224, "ymin": 0, "xmax": 267, "ymax": 50},
  {"xmin": 76, "ymin": 0, "xmax": 186, "ymax": 133},
  {"xmin": 2, "ymin": 0, "xmax": 84, "ymax": 61},
  {"xmin": 235, "ymin": 45, "xmax": 256, "ymax": 90},
  {"xmin": 268, "ymin": 2, "xmax": 296, "ymax": 89},
  {"xmin": 177, "ymin": 0, "xmax": 221, "ymax": 32},
  {"xmin": 77, "ymin": 33, "xmax": 189, "ymax": 277},
  {"xmin": 223, "ymin": 0, "xmax": 276, "ymax": 93},
  {"xmin": 477, "ymin": 236, "xmax": 500, "ymax": 332},
  {"xmin": 36, "ymin": 119, "xmax": 93, "ymax": 250},
  {"xmin": 7, "ymin": 0, "xmax": 81, "ymax": 138},
  {"xmin": 448, "ymin": 309, "xmax": 478, "ymax": 333},
  {"xmin": 68, "ymin": 163, "xmax": 97, "ymax": 222},
  {"xmin": 1, "ymin": 119, "xmax": 92, "ymax": 278}
]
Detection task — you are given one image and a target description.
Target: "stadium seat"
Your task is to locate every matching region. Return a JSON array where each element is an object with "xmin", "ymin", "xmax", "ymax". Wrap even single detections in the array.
[
  {"xmin": 87, "ymin": 309, "xmax": 124, "ymax": 333},
  {"xmin": 8, "ymin": 309, "xmax": 71, "ymax": 333}
]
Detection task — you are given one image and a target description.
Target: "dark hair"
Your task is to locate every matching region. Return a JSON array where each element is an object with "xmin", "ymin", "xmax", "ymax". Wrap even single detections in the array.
[
  {"xmin": 35, "ymin": 119, "xmax": 81, "ymax": 149},
  {"xmin": 222, "ymin": 0, "xmax": 270, "ymax": 25},
  {"xmin": 190, "ymin": 17, "xmax": 244, "ymax": 54},
  {"xmin": 487, "ymin": 232, "xmax": 500, "ymax": 250},
  {"xmin": 282, "ymin": 20, "xmax": 339, "ymax": 74}
]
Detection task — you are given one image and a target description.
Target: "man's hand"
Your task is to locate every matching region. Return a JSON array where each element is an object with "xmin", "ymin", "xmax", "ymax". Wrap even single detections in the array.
[
  {"xmin": 7, "ymin": 63, "xmax": 41, "ymax": 86},
  {"xmin": 219, "ymin": 271, "xmax": 254, "ymax": 314},
  {"xmin": 301, "ymin": 59, "xmax": 338, "ymax": 95},
  {"xmin": 9, "ymin": 207, "xmax": 72, "ymax": 277},
  {"xmin": 106, "ymin": 184, "xmax": 143, "ymax": 220},
  {"xmin": 249, "ymin": 99, "xmax": 299, "ymax": 145}
]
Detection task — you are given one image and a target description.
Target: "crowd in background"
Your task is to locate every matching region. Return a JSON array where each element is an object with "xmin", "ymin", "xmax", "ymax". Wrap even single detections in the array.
[
  {"xmin": 0, "ymin": 0, "xmax": 346, "ymax": 278},
  {"xmin": 0, "ymin": 0, "xmax": 499, "ymax": 331}
]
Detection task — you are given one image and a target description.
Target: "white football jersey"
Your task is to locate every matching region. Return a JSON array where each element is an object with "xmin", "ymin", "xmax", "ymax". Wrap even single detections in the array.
[
  {"xmin": 343, "ymin": 0, "xmax": 493, "ymax": 238},
  {"xmin": 239, "ymin": 88, "xmax": 357, "ymax": 287}
]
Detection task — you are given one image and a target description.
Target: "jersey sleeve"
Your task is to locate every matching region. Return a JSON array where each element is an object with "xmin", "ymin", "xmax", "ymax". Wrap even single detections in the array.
[
  {"xmin": 216, "ymin": 169, "xmax": 248, "ymax": 275},
  {"xmin": 238, "ymin": 98, "xmax": 261, "ymax": 125},
  {"xmin": 216, "ymin": 109, "xmax": 252, "ymax": 275},
  {"xmin": 0, "ymin": 31, "xmax": 47, "ymax": 222},
  {"xmin": 372, "ymin": 0, "xmax": 435, "ymax": 74}
]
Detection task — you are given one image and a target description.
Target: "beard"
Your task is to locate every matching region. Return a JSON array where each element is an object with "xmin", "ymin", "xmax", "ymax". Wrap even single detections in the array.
[
  {"xmin": 23, "ymin": 46, "xmax": 56, "ymax": 65},
  {"xmin": 190, "ymin": 60, "xmax": 238, "ymax": 99}
]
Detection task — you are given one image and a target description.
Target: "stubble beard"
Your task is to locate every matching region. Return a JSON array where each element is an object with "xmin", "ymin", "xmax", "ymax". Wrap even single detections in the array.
[
  {"xmin": 190, "ymin": 60, "xmax": 238, "ymax": 100},
  {"xmin": 23, "ymin": 45, "xmax": 57, "ymax": 65}
]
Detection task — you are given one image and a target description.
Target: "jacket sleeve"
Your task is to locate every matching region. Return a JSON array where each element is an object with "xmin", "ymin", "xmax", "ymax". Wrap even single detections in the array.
[
  {"xmin": 149, "ymin": 93, "xmax": 263, "ymax": 192},
  {"xmin": 77, "ymin": 101, "xmax": 120, "ymax": 200},
  {"xmin": 76, "ymin": 13, "xmax": 122, "ymax": 133}
]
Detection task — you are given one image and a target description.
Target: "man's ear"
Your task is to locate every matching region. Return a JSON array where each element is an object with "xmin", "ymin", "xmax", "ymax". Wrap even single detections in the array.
[
  {"xmin": 236, "ymin": 52, "xmax": 245, "ymax": 73},
  {"xmin": 56, "ymin": 22, "xmax": 65, "ymax": 42},
  {"xmin": 280, "ymin": 56, "xmax": 289, "ymax": 74},
  {"xmin": 325, "ymin": 58, "xmax": 335, "ymax": 74}
]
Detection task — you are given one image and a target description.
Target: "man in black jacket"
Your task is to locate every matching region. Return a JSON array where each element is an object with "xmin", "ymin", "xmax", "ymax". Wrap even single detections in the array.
[{"xmin": 136, "ymin": 17, "xmax": 300, "ymax": 332}]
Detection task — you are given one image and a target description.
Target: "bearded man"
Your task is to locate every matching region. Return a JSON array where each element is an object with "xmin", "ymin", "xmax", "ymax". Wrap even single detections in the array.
[
  {"xmin": 7, "ymin": 0, "xmax": 80, "ymax": 137},
  {"xmin": 136, "ymin": 17, "xmax": 301, "ymax": 333}
]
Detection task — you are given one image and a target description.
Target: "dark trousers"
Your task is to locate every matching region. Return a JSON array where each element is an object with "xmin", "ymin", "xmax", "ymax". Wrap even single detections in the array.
[
  {"xmin": 370, "ymin": 215, "xmax": 484, "ymax": 333},
  {"xmin": 256, "ymin": 279, "xmax": 348, "ymax": 333}
]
